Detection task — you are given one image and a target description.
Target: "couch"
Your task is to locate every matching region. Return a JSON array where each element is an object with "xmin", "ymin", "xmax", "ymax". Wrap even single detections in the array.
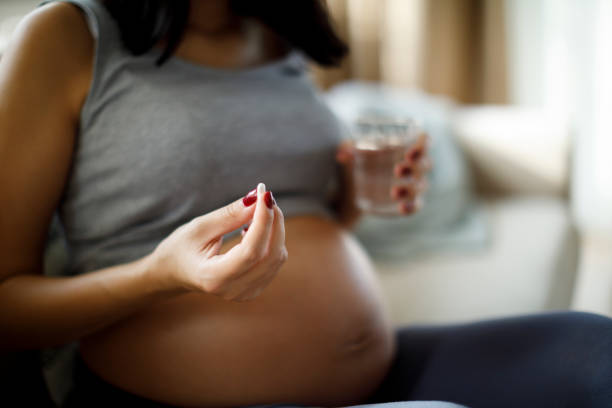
[
  {"xmin": 324, "ymin": 83, "xmax": 581, "ymax": 327},
  {"xmin": 373, "ymin": 107, "xmax": 578, "ymax": 325}
]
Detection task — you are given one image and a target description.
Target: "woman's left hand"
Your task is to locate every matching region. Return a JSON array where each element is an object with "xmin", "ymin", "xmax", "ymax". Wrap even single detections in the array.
[{"xmin": 335, "ymin": 132, "xmax": 432, "ymax": 225}]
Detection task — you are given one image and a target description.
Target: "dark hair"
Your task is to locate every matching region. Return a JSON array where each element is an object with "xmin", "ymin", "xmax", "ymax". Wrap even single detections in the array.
[{"xmin": 101, "ymin": 0, "xmax": 348, "ymax": 67}]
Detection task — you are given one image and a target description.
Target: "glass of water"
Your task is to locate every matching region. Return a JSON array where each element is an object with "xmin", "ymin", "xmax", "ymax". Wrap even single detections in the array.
[{"xmin": 350, "ymin": 116, "xmax": 423, "ymax": 216}]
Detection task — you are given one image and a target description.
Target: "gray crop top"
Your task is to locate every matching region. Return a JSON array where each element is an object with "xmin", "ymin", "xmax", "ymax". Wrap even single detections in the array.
[{"xmin": 40, "ymin": 0, "xmax": 345, "ymax": 276}]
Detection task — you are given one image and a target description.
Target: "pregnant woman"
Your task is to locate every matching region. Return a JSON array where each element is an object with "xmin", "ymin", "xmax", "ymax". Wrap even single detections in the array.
[{"xmin": 0, "ymin": 1, "xmax": 610, "ymax": 407}]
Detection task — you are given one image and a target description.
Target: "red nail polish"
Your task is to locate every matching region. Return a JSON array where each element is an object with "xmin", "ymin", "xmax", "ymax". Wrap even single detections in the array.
[
  {"xmin": 271, "ymin": 192, "xmax": 276, "ymax": 206},
  {"xmin": 401, "ymin": 166, "xmax": 413, "ymax": 177},
  {"xmin": 392, "ymin": 186, "xmax": 416, "ymax": 200},
  {"xmin": 410, "ymin": 149, "xmax": 423, "ymax": 162},
  {"xmin": 243, "ymin": 225, "xmax": 249, "ymax": 232},
  {"xmin": 264, "ymin": 191, "xmax": 275, "ymax": 209},
  {"xmin": 242, "ymin": 188, "xmax": 257, "ymax": 207},
  {"xmin": 390, "ymin": 186, "xmax": 405, "ymax": 199}
]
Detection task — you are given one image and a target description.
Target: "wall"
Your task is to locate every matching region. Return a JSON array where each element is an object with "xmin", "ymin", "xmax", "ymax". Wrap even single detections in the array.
[
  {"xmin": 0, "ymin": 0, "xmax": 40, "ymax": 55},
  {"xmin": 0, "ymin": 0, "xmax": 40, "ymax": 19}
]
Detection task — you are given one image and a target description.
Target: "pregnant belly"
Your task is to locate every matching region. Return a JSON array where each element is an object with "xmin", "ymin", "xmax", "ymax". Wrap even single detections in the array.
[{"xmin": 79, "ymin": 216, "xmax": 396, "ymax": 407}]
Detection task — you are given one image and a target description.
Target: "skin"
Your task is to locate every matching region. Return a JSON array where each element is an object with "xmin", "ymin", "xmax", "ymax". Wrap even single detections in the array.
[{"xmin": 0, "ymin": 1, "xmax": 430, "ymax": 405}]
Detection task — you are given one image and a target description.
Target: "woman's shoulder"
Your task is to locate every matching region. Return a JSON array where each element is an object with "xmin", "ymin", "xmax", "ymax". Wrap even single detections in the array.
[
  {"xmin": 17, "ymin": 2, "xmax": 94, "ymax": 56},
  {"xmin": 8, "ymin": 2, "xmax": 94, "ymax": 109}
]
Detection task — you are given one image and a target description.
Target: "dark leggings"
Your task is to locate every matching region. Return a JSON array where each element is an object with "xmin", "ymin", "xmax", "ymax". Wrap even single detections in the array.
[
  {"xmin": 367, "ymin": 311, "xmax": 612, "ymax": 407},
  {"xmin": 64, "ymin": 311, "xmax": 612, "ymax": 408}
]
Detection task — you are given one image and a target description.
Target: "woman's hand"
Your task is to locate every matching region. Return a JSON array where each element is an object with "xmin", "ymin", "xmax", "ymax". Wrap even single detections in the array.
[
  {"xmin": 335, "ymin": 132, "xmax": 432, "ymax": 225},
  {"xmin": 147, "ymin": 183, "xmax": 287, "ymax": 302}
]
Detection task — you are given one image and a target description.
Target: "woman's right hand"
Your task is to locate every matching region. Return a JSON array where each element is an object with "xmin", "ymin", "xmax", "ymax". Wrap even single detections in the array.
[{"xmin": 146, "ymin": 183, "xmax": 287, "ymax": 302}]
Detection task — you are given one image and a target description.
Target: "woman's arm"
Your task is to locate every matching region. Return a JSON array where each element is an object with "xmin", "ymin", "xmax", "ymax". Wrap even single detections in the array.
[
  {"xmin": 0, "ymin": 256, "xmax": 176, "ymax": 350},
  {"xmin": 0, "ymin": 4, "xmax": 286, "ymax": 351},
  {"xmin": 0, "ymin": 187, "xmax": 283, "ymax": 351}
]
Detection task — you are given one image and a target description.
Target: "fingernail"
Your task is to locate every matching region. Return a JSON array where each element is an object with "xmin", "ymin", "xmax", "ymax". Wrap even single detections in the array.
[
  {"xmin": 264, "ymin": 191, "xmax": 275, "ymax": 209},
  {"xmin": 391, "ymin": 186, "xmax": 410, "ymax": 199},
  {"xmin": 394, "ymin": 164, "xmax": 412, "ymax": 178},
  {"xmin": 243, "ymin": 225, "xmax": 249, "ymax": 232},
  {"xmin": 270, "ymin": 192, "xmax": 277, "ymax": 206},
  {"xmin": 242, "ymin": 188, "xmax": 257, "ymax": 207},
  {"xmin": 400, "ymin": 165, "xmax": 413, "ymax": 177},
  {"xmin": 409, "ymin": 149, "xmax": 423, "ymax": 162}
]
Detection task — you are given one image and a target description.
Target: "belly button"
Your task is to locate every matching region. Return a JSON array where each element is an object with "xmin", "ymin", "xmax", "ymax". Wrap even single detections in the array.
[{"xmin": 340, "ymin": 327, "xmax": 382, "ymax": 356}]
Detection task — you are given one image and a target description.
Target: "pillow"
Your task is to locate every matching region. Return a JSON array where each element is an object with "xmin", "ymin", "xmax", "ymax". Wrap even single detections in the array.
[{"xmin": 323, "ymin": 81, "xmax": 488, "ymax": 260}]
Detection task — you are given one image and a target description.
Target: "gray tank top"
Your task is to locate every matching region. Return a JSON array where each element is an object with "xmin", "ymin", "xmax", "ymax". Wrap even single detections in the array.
[{"xmin": 41, "ymin": 0, "xmax": 344, "ymax": 276}]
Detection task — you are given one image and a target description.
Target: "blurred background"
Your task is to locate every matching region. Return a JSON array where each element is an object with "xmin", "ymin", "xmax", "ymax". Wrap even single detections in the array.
[
  {"xmin": 2, "ymin": 2, "xmax": 610, "ymax": 405},
  {"xmin": 315, "ymin": 0, "xmax": 612, "ymax": 320},
  {"xmin": 1, "ymin": 0, "xmax": 610, "ymax": 323}
]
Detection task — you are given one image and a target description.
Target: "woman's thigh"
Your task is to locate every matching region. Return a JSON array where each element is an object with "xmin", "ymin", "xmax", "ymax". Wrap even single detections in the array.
[{"xmin": 367, "ymin": 311, "xmax": 612, "ymax": 408}]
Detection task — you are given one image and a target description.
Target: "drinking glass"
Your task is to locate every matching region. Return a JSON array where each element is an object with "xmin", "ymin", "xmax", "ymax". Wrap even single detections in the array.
[{"xmin": 350, "ymin": 116, "xmax": 422, "ymax": 216}]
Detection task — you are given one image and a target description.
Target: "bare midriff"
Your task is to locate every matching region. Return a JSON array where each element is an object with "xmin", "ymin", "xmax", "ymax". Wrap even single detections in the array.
[{"xmin": 79, "ymin": 216, "xmax": 396, "ymax": 407}]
